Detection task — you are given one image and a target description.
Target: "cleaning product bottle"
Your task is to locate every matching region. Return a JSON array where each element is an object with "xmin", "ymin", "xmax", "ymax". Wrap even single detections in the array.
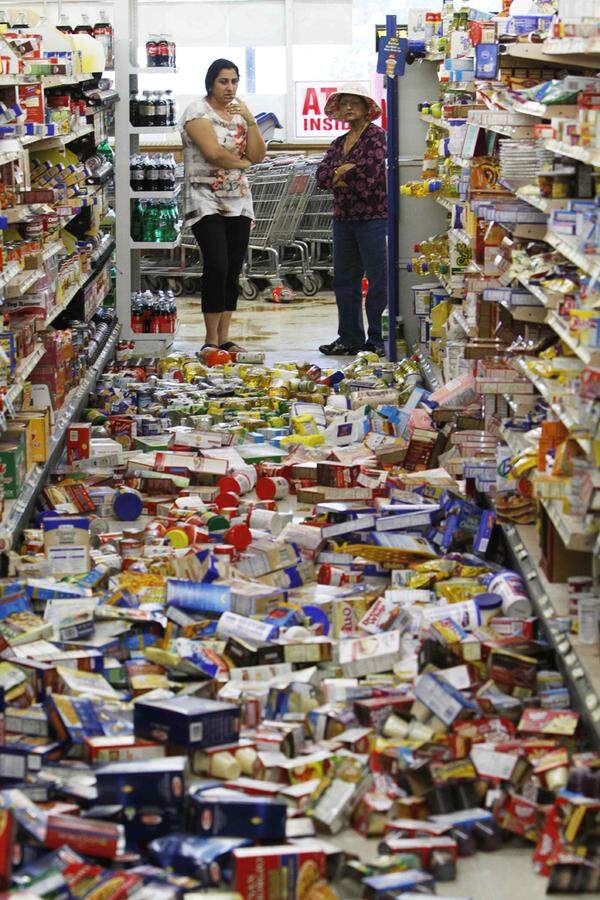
[
  {"xmin": 34, "ymin": 17, "xmax": 73, "ymax": 56},
  {"xmin": 74, "ymin": 13, "xmax": 94, "ymax": 36},
  {"xmin": 10, "ymin": 10, "xmax": 30, "ymax": 31},
  {"xmin": 93, "ymin": 10, "xmax": 114, "ymax": 70},
  {"xmin": 0, "ymin": 9, "xmax": 10, "ymax": 33},
  {"xmin": 56, "ymin": 13, "xmax": 72, "ymax": 34}
]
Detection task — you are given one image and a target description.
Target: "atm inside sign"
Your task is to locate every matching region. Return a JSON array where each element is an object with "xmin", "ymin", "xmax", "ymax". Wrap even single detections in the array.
[{"xmin": 294, "ymin": 81, "xmax": 370, "ymax": 139}]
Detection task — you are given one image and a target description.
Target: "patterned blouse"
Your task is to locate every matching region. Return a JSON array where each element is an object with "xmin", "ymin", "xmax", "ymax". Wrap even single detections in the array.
[
  {"xmin": 316, "ymin": 123, "xmax": 387, "ymax": 221},
  {"xmin": 179, "ymin": 97, "xmax": 254, "ymax": 226}
]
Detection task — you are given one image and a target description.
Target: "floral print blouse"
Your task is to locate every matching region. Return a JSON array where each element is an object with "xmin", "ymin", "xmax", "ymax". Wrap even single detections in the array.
[
  {"xmin": 179, "ymin": 97, "xmax": 253, "ymax": 226},
  {"xmin": 316, "ymin": 123, "xmax": 387, "ymax": 221}
]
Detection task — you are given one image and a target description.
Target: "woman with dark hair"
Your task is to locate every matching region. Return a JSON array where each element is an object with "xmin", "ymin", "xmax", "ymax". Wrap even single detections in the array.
[{"xmin": 180, "ymin": 58, "xmax": 266, "ymax": 352}]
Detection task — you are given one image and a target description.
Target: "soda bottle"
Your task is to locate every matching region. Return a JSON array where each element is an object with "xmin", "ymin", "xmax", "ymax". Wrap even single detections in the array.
[
  {"xmin": 131, "ymin": 200, "xmax": 144, "ymax": 241},
  {"xmin": 130, "ymin": 91, "xmax": 140, "ymax": 127},
  {"xmin": 74, "ymin": 13, "xmax": 94, "ymax": 36},
  {"xmin": 155, "ymin": 91, "xmax": 168, "ymax": 127},
  {"xmin": 94, "ymin": 10, "xmax": 114, "ymax": 70},
  {"xmin": 168, "ymin": 36, "xmax": 177, "ymax": 68},
  {"xmin": 142, "ymin": 292, "xmax": 155, "ymax": 332},
  {"xmin": 146, "ymin": 35, "xmax": 159, "ymax": 68},
  {"xmin": 153, "ymin": 155, "xmax": 164, "ymax": 191},
  {"xmin": 130, "ymin": 155, "xmax": 144, "ymax": 192},
  {"xmin": 146, "ymin": 204, "xmax": 163, "ymax": 242},
  {"xmin": 157, "ymin": 35, "xmax": 170, "ymax": 68},
  {"xmin": 131, "ymin": 296, "xmax": 144, "ymax": 333},
  {"xmin": 140, "ymin": 91, "xmax": 154, "ymax": 127},
  {"xmin": 165, "ymin": 91, "xmax": 175, "ymax": 126},
  {"xmin": 97, "ymin": 139, "xmax": 114, "ymax": 164},
  {"xmin": 144, "ymin": 155, "xmax": 157, "ymax": 191},
  {"xmin": 167, "ymin": 154, "xmax": 177, "ymax": 191}
]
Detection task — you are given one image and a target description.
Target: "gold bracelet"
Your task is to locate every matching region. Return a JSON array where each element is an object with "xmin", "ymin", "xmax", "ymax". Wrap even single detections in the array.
[{"xmin": 247, "ymin": 119, "xmax": 257, "ymax": 126}]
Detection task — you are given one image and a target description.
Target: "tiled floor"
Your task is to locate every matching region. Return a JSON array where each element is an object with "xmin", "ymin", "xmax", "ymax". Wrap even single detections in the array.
[
  {"xmin": 174, "ymin": 290, "xmax": 590, "ymax": 899},
  {"xmin": 176, "ymin": 291, "xmax": 351, "ymax": 365}
]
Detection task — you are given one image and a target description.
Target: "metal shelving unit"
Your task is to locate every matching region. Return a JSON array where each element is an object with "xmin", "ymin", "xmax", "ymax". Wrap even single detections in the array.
[
  {"xmin": 502, "ymin": 523, "xmax": 600, "ymax": 747},
  {"xmin": 0, "ymin": 323, "xmax": 120, "ymax": 552},
  {"xmin": 114, "ymin": 1, "xmax": 180, "ymax": 354}
]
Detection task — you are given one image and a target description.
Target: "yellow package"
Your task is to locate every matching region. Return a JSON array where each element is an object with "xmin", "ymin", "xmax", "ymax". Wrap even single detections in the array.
[
  {"xmin": 409, "ymin": 558, "xmax": 456, "ymax": 580},
  {"xmin": 435, "ymin": 578, "xmax": 482, "ymax": 602}
]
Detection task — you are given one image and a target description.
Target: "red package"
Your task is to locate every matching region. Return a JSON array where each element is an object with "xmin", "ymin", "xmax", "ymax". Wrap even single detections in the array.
[
  {"xmin": 45, "ymin": 815, "xmax": 123, "ymax": 859},
  {"xmin": 0, "ymin": 811, "xmax": 14, "ymax": 890},
  {"xmin": 66, "ymin": 423, "xmax": 91, "ymax": 464},
  {"xmin": 233, "ymin": 845, "xmax": 326, "ymax": 899},
  {"xmin": 494, "ymin": 792, "xmax": 544, "ymax": 842},
  {"xmin": 518, "ymin": 709, "xmax": 579, "ymax": 737}
]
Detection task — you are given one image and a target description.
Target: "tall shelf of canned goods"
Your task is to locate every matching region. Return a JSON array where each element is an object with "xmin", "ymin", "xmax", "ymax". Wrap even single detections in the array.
[
  {"xmin": 389, "ymin": 11, "xmax": 600, "ymax": 739},
  {"xmin": 114, "ymin": 0, "xmax": 180, "ymax": 355},
  {"xmin": 0, "ymin": 16, "xmax": 120, "ymax": 552}
]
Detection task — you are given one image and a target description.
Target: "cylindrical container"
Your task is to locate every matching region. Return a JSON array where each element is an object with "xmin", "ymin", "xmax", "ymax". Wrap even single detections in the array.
[
  {"xmin": 214, "ymin": 543, "xmax": 235, "ymax": 558},
  {"xmin": 214, "ymin": 492, "xmax": 240, "ymax": 511},
  {"xmin": 317, "ymin": 564, "xmax": 349, "ymax": 587},
  {"xmin": 247, "ymin": 508, "xmax": 284, "ymax": 536},
  {"xmin": 120, "ymin": 537, "xmax": 144, "ymax": 566},
  {"xmin": 419, "ymin": 599, "xmax": 481, "ymax": 631},
  {"xmin": 578, "ymin": 594, "xmax": 600, "ymax": 645},
  {"xmin": 164, "ymin": 527, "xmax": 189, "ymax": 549},
  {"xmin": 209, "ymin": 751, "xmax": 241, "ymax": 780},
  {"xmin": 230, "ymin": 351, "xmax": 265, "ymax": 364},
  {"xmin": 235, "ymin": 746, "xmax": 257, "ymax": 776},
  {"xmin": 199, "ymin": 511, "xmax": 230, "ymax": 533},
  {"xmin": 487, "ymin": 570, "xmax": 531, "ymax": 619},
  {"xmin": 255, "ymin": 476, "xmax": 289, "ymax": 501},
  {"xmin": 474, "ymin": 593, "xmax": 503, "ymax": 626},
  {"xmin": 113, "ymin": 488, "xmax": 143, "ymax": 522},
  {"xmin": 217, "ymin": 468, "xmax": 257, "ymax": 496},
  {"xmin": 569, "ymin": 576, "xmax": 594, "ymax": 632},
  {"xmin": 225, "ymin": 523, "xmax": 252, "ymax": 552}
]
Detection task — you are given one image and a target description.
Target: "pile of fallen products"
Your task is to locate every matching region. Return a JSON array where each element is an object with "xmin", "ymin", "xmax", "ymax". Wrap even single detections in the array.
[{"xmin": 0, "ymin": 348, "xmax": 598, "ymax": 899}]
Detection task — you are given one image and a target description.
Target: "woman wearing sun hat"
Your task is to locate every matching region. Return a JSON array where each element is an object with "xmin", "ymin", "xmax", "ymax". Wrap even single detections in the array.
[{"xmin": 316, "ymin": 82, "xmax": 387, "ymax": 357}]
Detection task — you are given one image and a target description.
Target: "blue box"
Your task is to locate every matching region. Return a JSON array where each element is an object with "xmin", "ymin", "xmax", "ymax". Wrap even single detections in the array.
[
  {"xmin": 134, "ymin": 695, "xmax": 240, "ymax": 749},
  {"xmin": 96, "ymin": 756, "xmax": 189, "ymax": 808},
  {"xmin": 187, "ymin": 787, "xmax": 287, "ymax": 841}
]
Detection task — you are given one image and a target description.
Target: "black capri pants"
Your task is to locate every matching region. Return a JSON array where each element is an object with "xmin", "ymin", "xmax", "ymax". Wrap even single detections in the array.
[{"xmin": 192, "ymin": 214, "xmax": 251, "ymax": 313}]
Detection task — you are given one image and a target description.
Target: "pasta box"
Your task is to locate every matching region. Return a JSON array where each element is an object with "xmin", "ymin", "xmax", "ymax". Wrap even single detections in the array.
[
  {"xmin": 134, "ymin": 695, "xmax": 240, "ymax": 748},
  {"xmin": 233, "ymin": 844, "xmax": 326, "ymax": 900}
]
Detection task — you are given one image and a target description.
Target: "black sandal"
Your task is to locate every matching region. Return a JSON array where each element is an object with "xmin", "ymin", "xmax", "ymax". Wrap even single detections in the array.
[
  {"xmin": 219, "ymin": 341, "xmax": 245, "ymax": 352},
  {"xmin": 199, "ymin": 343, "xmax": 218, "ymax": 352}
]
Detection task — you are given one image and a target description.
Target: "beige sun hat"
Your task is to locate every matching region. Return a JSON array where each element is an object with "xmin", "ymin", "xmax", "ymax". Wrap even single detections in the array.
[{"xmin": 324, "ymin": 82, "xmax": 382, "ymax": 122}]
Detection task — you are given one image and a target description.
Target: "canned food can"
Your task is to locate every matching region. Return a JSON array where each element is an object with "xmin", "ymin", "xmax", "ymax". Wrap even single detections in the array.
[
  {"xmin": 217, "ymin": 467, "xmax": 257, "ymax": 495},
  {"xmin": 247, "ymin": 508, "xmax": 284, "ymax": 536},
  {"xmin": 113, "ymin": 488, "xmax": 143, "ymax": 522},
  {"xmin": 256, "ymin": 476, "xmax": 290, "ymax": 501}
]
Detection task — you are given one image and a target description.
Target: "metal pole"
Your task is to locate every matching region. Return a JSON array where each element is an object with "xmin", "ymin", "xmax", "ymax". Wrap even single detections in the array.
[
  {"xmin": 114, "ymin": 0, "xmax": 132, "ymax": 340},
  {"xmin": 385, "ymin": 13, "xmax": 399, "ymax": 363},
  {"xmin": 284, "ymin": 0, "xmax": 294, "ymax": 141}
]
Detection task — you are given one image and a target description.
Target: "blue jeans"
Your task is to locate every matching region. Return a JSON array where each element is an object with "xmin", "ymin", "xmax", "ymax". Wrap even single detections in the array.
[{"xmin": 332, "ymin": 218, "xmax": 388, "ymax": 347}]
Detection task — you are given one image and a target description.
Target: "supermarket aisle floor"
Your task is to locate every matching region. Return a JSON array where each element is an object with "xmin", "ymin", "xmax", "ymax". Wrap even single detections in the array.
[
  {"xmin": 174, "ymin": 291, "xmax": 591, "ymax": 900},
  {"xmin": 175, "ymin": 292, "xmax": 345, "ymax": 363}
]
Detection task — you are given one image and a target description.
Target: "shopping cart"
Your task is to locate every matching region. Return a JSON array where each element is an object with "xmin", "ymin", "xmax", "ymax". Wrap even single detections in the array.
[
  {"xmin": 295, "ymin": 157, "xmax": 334, "ymax": 292},
  {"xmin": 243, "ymin": 156, "xmax": 324, "ymax": 298}
]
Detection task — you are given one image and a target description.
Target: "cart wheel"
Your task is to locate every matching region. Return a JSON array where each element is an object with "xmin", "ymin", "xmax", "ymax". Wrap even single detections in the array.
[
  {"xmin": 167, "ymin": 278, "xmax": 184, "ymax": 297},
  {"xmin": 301, "ymin": 273, "xmax": 322, "ymax": 296},
  {"xmin": 241, "ymin": 280, "xmax": 259, "ymax": 301},
  {"xmin": 183, "ymin": 277, "xmax": 198, "ymax": 295},
  {"xmin": 143, "ymin": 275, "xmax": 162, "ymax": 292}
]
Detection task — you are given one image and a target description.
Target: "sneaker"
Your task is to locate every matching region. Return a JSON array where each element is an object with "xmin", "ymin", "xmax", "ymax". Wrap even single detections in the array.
[
  {"xmin": 363, "ymin": 340, "xmax": 385, "ymax": 357},
  {"xmin": 318, "ymin": 339, "xmax": 362, "ymax": 356}
]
